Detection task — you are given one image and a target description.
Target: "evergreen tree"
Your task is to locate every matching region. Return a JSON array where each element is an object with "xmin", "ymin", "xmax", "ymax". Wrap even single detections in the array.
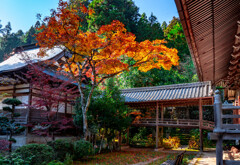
[
  {"xmin": 24, "ymin": 26, "xmax": 37, "ymax": 44},
  {"xmin": 161, "ymin": 21, "xmax": 167, "ymax": 31},
  {"xmin": 2, "ymin": 98, "xmax": 25, "ymax": 152},
  {"xmin": 87, "ymin": 0, "xmax": 140, "ymax": 34},
  {"xmin": 0, "ymin": 23, "xmax": 24, "ymax": 61}
]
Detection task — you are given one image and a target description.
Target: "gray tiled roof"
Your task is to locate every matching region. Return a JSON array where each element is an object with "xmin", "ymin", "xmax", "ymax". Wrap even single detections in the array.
[{"xmin": 121, "ymin": 81, "xmax": 212, "ymax": 103}]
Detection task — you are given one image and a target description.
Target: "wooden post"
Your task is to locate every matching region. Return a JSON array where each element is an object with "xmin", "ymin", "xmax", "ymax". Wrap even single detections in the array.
[
  {"xmin": 155, "ymin": 102, "xmax": 159, "ymax": 149},
  {"xmin": 161, "ymin": 105, "xmax": 164, "ymax": 140},
  {"xmin": 199, "ymin": 99, "xmax": 203, "ymax": 152},
  {"xmin": 214, "ymin": 90, "xmax": 223, "ymax": 165},
  {"xmin": 26, "ymin": 83, "xmax": 32, "ymax": 135},
  {"xmin": 214, "ymin": 90, "xmax": 224, "ymax": 133},
  {"xmin": 64, "ymin": 94, "xmax": 67, "ymax": 117},
  {"xmin": 216, "ymin": 134, "xmax": 223, "ymax": 165}
]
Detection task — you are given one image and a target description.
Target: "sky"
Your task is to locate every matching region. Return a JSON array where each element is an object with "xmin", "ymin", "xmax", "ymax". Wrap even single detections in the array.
[{"xmin": 0, "ymin": 0, "xmax": 179, "ymax": 33}]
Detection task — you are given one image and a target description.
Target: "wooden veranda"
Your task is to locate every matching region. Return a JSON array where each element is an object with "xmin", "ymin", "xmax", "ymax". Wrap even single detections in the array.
[{"xmin": 121, "ymin": 81, "xmax": 214, "ymax": 151}]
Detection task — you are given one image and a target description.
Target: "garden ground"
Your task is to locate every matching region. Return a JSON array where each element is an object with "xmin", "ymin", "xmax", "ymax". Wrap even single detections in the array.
[
  {"xmin": 74, "ymin": 147, "xmax": 198, "ymax": 165},
  {"xmin": 194, "ymin": 149, "xmax": 240, "ymax": 165}
]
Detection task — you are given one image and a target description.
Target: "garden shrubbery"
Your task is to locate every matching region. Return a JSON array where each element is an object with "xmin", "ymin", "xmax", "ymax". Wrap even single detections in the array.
[
  {"xmin": 47, "ymin": 139, "xmax": 74, "ymax": 161},
  {"xmin": 73, "ymin": 140, "xmax": 94, "ymax": 159},
  {"xmin": 14, "ymin": 143, "xmax": 54, "ymax": 165},
  {"xmin": 0, "ymin": 139, "xmax": 94, "ymax": 165}
]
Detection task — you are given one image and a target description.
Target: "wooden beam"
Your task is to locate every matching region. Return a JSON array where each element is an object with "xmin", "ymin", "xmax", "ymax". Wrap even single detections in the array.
[{"xmin": 209, "ymin": 133, "xmax": 240, "ymax": 140}]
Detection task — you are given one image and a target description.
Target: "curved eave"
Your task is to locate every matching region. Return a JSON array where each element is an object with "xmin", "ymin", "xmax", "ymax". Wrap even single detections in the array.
[{"xmin": 175, "ymin": 0, "xmax": 240, "ymax": 84}]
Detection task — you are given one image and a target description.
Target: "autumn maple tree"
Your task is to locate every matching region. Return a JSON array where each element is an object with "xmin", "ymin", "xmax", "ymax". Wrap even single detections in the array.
[
  {"xmin": 36, "ymin": 0, "xmax": 179, "ymax": 139},
  {"xmin": 24, "ymin": 64, "xmax": 78, "ymax": 140}
]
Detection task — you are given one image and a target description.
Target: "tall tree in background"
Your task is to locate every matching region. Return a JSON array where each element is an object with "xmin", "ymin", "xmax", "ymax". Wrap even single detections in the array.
[
  {"xmin": 164, "ymin": 17, "xmax": 197, "ymax": 82},
  {"xmin": 36, "ymin": 0, "xmax": 179, "ymax": 138},
  {"xmin": 87, "ymin": 0, "xmax": 139, "ymax": 33},
  {"xmin": 161, "ymin": 21, "xmax": 167, "ymax": 31},
  {"xmin": 0, "ymin": 22, "xmax": 23, "ymax": 61},
  {"xmin": 135, "ymin": 13, "xmax": 164, "ymax": 42}
]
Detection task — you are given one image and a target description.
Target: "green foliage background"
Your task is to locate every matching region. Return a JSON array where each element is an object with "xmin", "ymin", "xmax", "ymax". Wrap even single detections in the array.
[{"xmin": 0, "ymin": 0, "xmax": 197, "ymax": 87}]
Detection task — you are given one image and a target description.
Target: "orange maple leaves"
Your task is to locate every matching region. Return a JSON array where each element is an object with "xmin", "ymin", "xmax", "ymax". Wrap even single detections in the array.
[{"xmin": 36, "ymin": 0, "xmax": 179, "ymax": 83}]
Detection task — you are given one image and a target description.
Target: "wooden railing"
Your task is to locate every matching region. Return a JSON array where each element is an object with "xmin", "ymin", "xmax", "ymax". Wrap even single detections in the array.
[
  {"xmin": 132, "ymin": 118, "xmax": 214, "ymax": 130},
  {"xmin": 209, "ymin": 90, "xmax": 240, "ymax": 165}
]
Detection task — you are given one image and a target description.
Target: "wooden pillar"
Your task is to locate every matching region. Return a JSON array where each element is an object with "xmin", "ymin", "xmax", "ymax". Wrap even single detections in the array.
[
  {"xmin": 214, "ymin": 90, "xmax": 223, "ymax": 164},
  {"xmin": 64, "ymin": 94, "xmax": 67, "ymax": 116},
  {"xmin": 28, "ymin": 83, "xmax": 32, "ymax": 106},
  {"xmin": 155, "ymin": 102, "xmax": 159, "ymax": 149},
  {"xmin": 216, "ymin": 134, "xmax": 223, "ymax": 165},
  {"xmin": 161, "ymin": 105, "xmax": 164, "ymax": 138},
  {"xmin": 26, "ymin": 83, "xmax": 32, "ymax": 135},
  {"xmin": 199, "ymin": 99, "xmax": 203, "ymax": 152}
]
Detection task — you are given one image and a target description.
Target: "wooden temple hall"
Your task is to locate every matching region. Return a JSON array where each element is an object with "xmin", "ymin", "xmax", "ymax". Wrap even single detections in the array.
[
  {"xmin": 121, "ymin": 81, "xmax": 214, "ymax": 151},
  {"xmin": 0, "ymin": 44, "xmax": 75, "ymax": 125}
]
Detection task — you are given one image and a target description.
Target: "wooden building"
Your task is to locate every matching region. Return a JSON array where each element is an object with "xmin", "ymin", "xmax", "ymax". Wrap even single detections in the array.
[
  {"xmin": 0, "ymin": 44, "xmax": 76, "ymax": 125},
  {"xmin": 121, "ymin": 81, "xmax": 214, "ymax": 151}
]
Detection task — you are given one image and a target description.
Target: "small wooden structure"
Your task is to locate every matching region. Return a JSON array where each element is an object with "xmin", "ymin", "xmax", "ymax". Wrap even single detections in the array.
[{"xmin": 121, "ymin": 81, "xmax": 214, "ymax": 151}]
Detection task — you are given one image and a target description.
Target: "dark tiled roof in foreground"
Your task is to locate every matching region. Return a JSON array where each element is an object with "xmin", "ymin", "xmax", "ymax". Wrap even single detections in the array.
[{"xmin": 121, "ymin": 81, "xmax": 212, "ymax": 103}]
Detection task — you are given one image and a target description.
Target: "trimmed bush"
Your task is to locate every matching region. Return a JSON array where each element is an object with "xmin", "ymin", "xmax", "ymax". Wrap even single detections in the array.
[
  {"xmin": 47, "ymin": 139, "xmax": 74, "ymax": 161},
  {"xmin": 73, "ymin": 140, "xmax": 94, "ymax": 160},
  {"xmin": 14, "ymin": 143, "xmax": 54, "ymax": 165}
]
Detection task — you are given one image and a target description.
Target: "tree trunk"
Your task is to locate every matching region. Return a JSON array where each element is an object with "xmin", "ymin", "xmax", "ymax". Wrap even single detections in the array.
[
  {"xmin": 78, "ymin": 83, "xmax": 95, "ymax": 140},
  {"xmin": 82, "ymin": 106, "xmax": 88, "ymax": 140}
]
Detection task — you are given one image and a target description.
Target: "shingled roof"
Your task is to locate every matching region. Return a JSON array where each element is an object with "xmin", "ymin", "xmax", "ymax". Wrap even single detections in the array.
[
  {"xmin": 0, "ymin": 45, "xmax": 64, "ymax": 73},
  {"xmin": 121, "ymin": 81, "xmax": 212, "ymax": 104}
]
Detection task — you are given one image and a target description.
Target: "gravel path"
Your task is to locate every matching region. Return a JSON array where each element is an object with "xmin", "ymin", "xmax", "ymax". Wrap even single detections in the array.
[{"xmin": 195, "ymin": 151, "xmax": 216, "ymax": 165}]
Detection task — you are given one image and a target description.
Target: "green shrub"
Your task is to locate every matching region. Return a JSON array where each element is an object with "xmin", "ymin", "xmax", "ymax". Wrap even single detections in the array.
[
  {"xmin": 0, "ymin": 153, "xmax": 32, "ymax": 165},
  {"xmin": 14, "ymin": 143, "xmax": 54, "ymax": 165},
  {"xmin": 47, "ymin": 160, "xmax": 64, "ymax": 165},
  {"xmin": 73, "ymin": 140, "xmax": 94, "ymax": 160},
  {"xmin": 47, "ymin": 139, "xmax": 74, "ymax": 161},
  {"xmin": 63, "ymin": 154, "xmax": 73, "ymax": 165}
]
